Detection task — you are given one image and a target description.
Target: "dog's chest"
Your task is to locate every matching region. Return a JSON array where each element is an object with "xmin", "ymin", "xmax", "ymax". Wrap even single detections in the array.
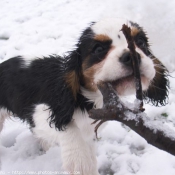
[{"xmin": 73, "ymin": 92, "xmax": 105, "ymax": 141}]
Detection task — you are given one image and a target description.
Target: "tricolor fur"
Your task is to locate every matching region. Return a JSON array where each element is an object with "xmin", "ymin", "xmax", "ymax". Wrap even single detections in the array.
[{"xmin": 0, "ymin": 18, "xmax": 169, "ymax": 175}]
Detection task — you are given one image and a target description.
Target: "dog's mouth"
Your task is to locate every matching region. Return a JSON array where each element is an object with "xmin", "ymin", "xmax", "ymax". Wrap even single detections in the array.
[
  {"xmin": 110, "ymin": 75, "xmax": 134, "ymax": 91},
  {"xmin": 109, "ymin": 74, "xmax": 149, "ymax": 96}
]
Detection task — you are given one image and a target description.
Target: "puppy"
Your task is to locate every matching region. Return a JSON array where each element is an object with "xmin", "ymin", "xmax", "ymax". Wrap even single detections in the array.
[{"xmin": 0, "ymin": 18, "xmax": 169, "ymax": 175}]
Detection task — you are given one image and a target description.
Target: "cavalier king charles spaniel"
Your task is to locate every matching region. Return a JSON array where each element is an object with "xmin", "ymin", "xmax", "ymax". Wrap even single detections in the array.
[{"xmin": 0, "ymin": 18, "xmax": 169, "ymax": 175}]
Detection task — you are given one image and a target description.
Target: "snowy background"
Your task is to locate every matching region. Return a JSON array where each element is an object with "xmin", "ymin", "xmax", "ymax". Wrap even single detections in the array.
[{"xmin": 0, "ymin": 0, "xmax": 175, "ymax": 174}]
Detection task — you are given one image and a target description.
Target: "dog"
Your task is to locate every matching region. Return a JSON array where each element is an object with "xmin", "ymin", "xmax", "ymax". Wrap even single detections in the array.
[{"xmin": 0, "ymin": 18, "xmax": 169, "ymax": 175}]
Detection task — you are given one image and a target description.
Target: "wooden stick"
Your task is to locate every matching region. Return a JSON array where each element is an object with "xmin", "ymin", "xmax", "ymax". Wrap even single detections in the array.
[{"xmin": 121, "ymin": 24, "xmax": 144, "ymax": 111}]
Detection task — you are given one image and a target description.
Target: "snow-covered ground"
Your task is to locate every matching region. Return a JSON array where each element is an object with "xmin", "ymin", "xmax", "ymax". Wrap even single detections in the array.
[{"xmin": 0, "ymin": 0, "xmax": 175, "ymax": 174}]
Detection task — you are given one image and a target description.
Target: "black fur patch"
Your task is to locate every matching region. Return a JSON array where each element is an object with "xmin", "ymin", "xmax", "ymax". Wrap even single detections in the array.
[
  {"xmin": 0, "ymin": 54, "xmax": 93, "ymax": 130},
  {"xmin": 130, "ymin": 21, "xmax": 152, "ymax": 57},
  {"xmin": 143, "ymin": 64, "xmax": 169, "ymax": 106}
]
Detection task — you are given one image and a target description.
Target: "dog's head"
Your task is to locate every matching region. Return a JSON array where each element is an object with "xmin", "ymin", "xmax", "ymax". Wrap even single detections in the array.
[{"xmin": 69, "ymin": 18, "xmax": 169, "ymax": 106}]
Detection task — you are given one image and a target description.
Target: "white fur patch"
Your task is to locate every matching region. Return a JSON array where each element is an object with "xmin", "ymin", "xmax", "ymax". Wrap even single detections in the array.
[{"xmin": 80, "ymin": 87, "xmax": 103, "ymax": 108}]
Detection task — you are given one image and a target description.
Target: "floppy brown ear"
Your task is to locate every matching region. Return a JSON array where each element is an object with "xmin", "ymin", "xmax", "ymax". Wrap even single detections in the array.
[{"xmin": 143, "ymin": 58, "xmax": 169, "ymax": 106}]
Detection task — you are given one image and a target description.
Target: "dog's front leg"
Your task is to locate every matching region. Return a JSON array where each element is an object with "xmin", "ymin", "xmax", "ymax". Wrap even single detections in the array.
[{"xmin": 59, "ymin": 120, "xmax": 100, "ymax": 175}]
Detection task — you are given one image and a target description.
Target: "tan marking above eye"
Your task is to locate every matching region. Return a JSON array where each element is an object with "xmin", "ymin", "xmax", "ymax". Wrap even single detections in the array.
[
  {"xmin": 131, "ymin": 27, "xmax": 140, "ymax": 36},
  {"xmin": 94, "ymin": 34, "xmax": 111, "ymax": 42}
]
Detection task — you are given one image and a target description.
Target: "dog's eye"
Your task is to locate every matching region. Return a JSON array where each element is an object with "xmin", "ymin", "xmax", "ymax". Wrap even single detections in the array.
[
  {"xmin": 136, "ymin": 38, "xmax": 146, "ymax": 48},
  {"xmin": 92, "ymin": 44, "xmax": 105, "ymax": 54}
]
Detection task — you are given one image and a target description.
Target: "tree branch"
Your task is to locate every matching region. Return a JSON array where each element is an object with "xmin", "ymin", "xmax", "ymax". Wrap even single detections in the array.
[{"xmin": 89, "ymin": 82, "xmax": 175, "ymax": 156}]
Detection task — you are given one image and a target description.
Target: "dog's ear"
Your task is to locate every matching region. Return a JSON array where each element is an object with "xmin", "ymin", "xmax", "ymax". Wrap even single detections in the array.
[
  {"xmin": 48, "ymin": 48, "xmax": 83, "ymax": 131},
  {"xmin": 143, "ymin": 58, "xmax": 169, "ymax": 106},
  {"xmin": 65, "ymin": 48, "xmax": 82, "ymax": 98}
]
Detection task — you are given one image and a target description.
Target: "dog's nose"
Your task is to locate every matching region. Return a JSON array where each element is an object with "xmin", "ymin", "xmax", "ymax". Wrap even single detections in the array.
[{"xmin": 119, "ymin": 51, "xmax": 141, "ymax": 66}]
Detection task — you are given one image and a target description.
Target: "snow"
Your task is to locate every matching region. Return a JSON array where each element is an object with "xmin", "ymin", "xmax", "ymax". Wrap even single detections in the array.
[{"xmin": 1, "ymin": 0, "xmax": 175, "ymax": 174}]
